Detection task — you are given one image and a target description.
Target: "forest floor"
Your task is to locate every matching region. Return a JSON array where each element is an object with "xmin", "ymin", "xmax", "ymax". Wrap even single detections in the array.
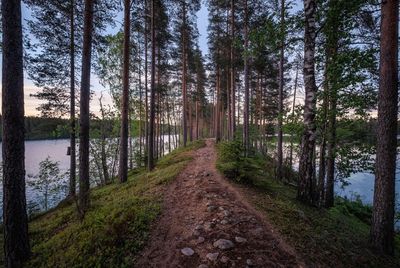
[{"xmin": 136, "ymin": 139, "xmax": 303, "ymax": 268}]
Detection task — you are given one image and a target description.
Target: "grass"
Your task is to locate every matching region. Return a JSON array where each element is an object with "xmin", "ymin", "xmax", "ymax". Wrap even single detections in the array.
[
  {"xmin": 216, "ymin": 141, "xmax": 400, "ymax": 267},
  {"xmin": 0, "ymin": 140, "xmax": 205, "ymax": 267}
]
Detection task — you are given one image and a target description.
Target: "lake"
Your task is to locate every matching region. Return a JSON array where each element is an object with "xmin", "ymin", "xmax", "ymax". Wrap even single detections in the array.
[
  {"xmin": 0, "ymin": 136, "xmax": 179, "ymax": 217},
  {"xmin": 0, "ymin": 138, "xmax": 397, "ymax": 220}
]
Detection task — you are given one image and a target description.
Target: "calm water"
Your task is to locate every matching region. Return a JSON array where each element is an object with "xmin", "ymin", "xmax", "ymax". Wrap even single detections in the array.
[
  {"xmin": 0, "ymin": 138, "xmax": 397, "ymax": 219},
  {"xmin": 0, "ymin": 136, "xmax": 178, "ymax": 217}
]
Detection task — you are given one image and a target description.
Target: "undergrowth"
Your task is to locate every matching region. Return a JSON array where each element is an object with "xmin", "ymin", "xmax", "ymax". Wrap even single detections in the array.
[
  {"xmin": 0, "ymin": 140, "xmax": 205, "ymax": 267},
  {"xmin": 216, "ymin": 140, "xmax": 400, "ymax": 267}
]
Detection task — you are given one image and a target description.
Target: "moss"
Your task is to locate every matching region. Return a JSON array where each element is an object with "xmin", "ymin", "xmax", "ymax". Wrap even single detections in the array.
[
  {"xmin": 215, "ymin": 142, "xmax": 400, "ymax": 267},
  {"xmin": 0, "ymin": 140, "xmax": 205, "ymax": 267}
]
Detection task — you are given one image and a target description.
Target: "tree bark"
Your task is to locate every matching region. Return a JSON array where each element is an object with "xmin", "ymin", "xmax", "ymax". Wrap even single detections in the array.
[
  {"xmin": 78, "ymin": 0, "xmax": 95, "ymax": 214},
  {"xmin": 297, "ymin": 0, "xmax": 317, "ymax": 205},
  {"xmin": 277, "ymin": 0, "xmax": 285, "ymax": 180},
  {"xmin": 230, "ymin": 0, "xmax": 236, "ymax": 139},
  {"xmin": 371, "ymin": 0, "xmax": 399, "ymax": 255},
  {"xmin": 288, "ymin": 60, "xmax": 299, "ymax": 169},
  {"xmin": 182, "ymin": 0, "xmax": 188, "ymax": 147},
  {"xmin": 2, "ymin": 0, "xmax": 31, "ymax": 265},
  {"xmin": 119, "ymin": 0, "xmax": 130, "ymax": 183},
  {"xmin": 243, "ymin": 0, "xmax": 250, "ymax": 155},
  {"xmin": 148, "ymin": 0, "xmax": 156, "ymax": 170},
  {"xmin": 69, "ymin": 0, "xmax": 76, "ymax": 197}
]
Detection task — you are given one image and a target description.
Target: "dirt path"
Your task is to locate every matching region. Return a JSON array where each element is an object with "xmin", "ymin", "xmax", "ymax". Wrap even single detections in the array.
[{"xmin": 136, "ymin": 139, "xmax": 303, "ymax": 268}]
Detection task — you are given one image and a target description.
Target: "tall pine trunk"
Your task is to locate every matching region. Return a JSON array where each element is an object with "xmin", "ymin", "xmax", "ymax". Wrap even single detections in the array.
[
  {"xmin": 148, "ymin": 0, "xmax": 156, "ymax": 170},
  {"xmin": 230, "ymin": 0, "xmax": 236, "ymax": 139},
  {"xmin": 119, "ymin": 0, "xmax": 130, "ymax": 183},
  {"xmin": 297, "ymin": 0, "xmax": 317, "ymax": 205},
  {"xmin": 69, "ymin": 0, "xmax": 76, "ymax": 197},
  {"xmin": 182, "ymin": 1, "xmax": 188, "ymax": 147},
  {"xmin": 78, "ymin": 0, "xmax": 95, "ymax": 214},
  {"xmin": 370, "ymin": 0, "xmax": 399, "ymax": 255},
  {"xmin": 277, "ymin": 0, "xmax": 285, "ymax": 180},
  {"xmin": 2, "ymin": 0, "xmax": 31, "ymax": 265},
  {"xmin": 243, "ymin": 0, "xmax": 250, "ymax": 154}
]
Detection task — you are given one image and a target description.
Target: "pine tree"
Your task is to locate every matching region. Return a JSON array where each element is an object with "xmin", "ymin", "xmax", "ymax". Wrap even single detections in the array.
[
  {"xmin": 119, "ymin": 0, "xmax": 131, "ymax": 183},
  {"xmin": 2, "ymin": 0, "xmax": 31, "ymax": 265},
  {"xmin": 78, "ymin": 0, "xmax": 95, "ymax": 215},
  {"xmin": 371, "ymin": 0, "xmax": 399, "ymax": 255}
]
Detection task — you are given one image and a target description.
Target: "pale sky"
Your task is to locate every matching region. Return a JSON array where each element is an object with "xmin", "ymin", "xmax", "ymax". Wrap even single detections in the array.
[{"xmin": 0, "ymin": 3, "xmax": 210, "ymax": 117}]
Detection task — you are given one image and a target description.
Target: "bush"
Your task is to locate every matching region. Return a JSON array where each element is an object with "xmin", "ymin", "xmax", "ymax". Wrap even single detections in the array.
[{"xmin": 216, "ymin": 140, "xmax": 265, "ymax": 184}]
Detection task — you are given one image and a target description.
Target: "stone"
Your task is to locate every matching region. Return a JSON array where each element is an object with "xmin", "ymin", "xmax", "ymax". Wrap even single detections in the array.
[
  {"xmin": 197, "ymin": 236, "xmax": 205, "ymax": 244},
  {"xmin": 235, "ymin": 236, "xmax": 247, "ymax": 243},
  {"xmin": 193, "ymin": 230, "xmax": 201, "ymax": 236},
  {"xmin": 221, "ymin": 219, "xmax": 229, "ymax": 225},
  {"xmin": 198, "ymin": 265, "xmax": 208, "ymax": 268},
  {"xmin": 207, "ymin": 205, "xmax": 217, "ymax": 212},
  {"xmin": 206, "ymin": 252, "xmax": 219, "ymax": 261},
  {"xmin": 213, "ymin": 239, "xmax": 234, "ymax": 250},
  {"xmin": 204, "ymin": 222, "xmax": 215, "ymax": 231},
  {"xmin": 223, "ymin": 210, "xmax": 230, "ymax": 217},
  {"xmin": 220, "ymin": 256, "xmax": 229, "ymax": 263},
  {"xmin": 195, "ymin": 224, "xmax": 204, "ymax": 230},
  {"xmin": 181, "ymin": 247, "xmax": 194, "ymax": 256},
  {"xmin": 246, "ymin": 259, "xmax": 254, "ymax": 266}
]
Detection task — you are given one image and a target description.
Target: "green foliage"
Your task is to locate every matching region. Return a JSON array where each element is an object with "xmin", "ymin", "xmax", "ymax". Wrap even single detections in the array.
[
  {"xmin": 241, "ymin": 174, "xmax": 400, "ymax": 267},
  {"xmin": 27, "ymin": 157, "xmax": 67, "ymax": 211},
  {"xmin": 216, "ymin": 140, "xmax": 272, "ymax": 184},
  {"xmin": 0, "ymin": 140, "xmax": 205, "ymax": 267}
]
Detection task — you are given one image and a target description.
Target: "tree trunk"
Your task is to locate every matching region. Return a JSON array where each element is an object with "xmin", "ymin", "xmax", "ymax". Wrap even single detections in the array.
[
  {"xmin": 277, "ymin": 0, "xmax": 285, "ymax": 180},
  {"xmin": 144, "ymin": 0, "xmax": 149, "ymax": 168},
  {"xmin": 148, "ymin": 0, "xmax": 156, "ymax": 170},
  {"xmin": 78, "ymin": 0, "xmax": 95, "ymax": 214},
  {"xmin": 68, "ymin": 0, "xmax": 76, "ymax": 197},
  {"xmin": 182, "ymin": 1, "xmax": 188, "ymax": 147},
  {"xmin": 297, "ymin": 0, "xmax": 317, "ymax": 205},
  {"xmin": 119, "ymin": 0, "xmax": 130, "ymax": 183},
  {"xmin": 230, "ymin": 0, "xmax": 236, "ymax": 139},
  {"xmin": 317, "ymin": 63, "xmax": 328, "ymax": 206},
  {"xmin": 2, "ymin": 0, "xmax": 31, "ymax": 265},
  {"xmin": 243, "ymin": 0, "xmax": 250, "ymax": 154},
  {"xmin": 288, "ymin": 61, "xmax": 299, "ymax": 169},
  {"xmin": 370, "ymin": 0, "xmax": 399, "ymax": 255}
]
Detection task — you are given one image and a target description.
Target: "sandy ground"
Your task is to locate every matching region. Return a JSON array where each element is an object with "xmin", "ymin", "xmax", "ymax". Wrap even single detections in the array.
[{"xmin": 136, "ymin": 139, "xmax": 304, "ymax": 268}]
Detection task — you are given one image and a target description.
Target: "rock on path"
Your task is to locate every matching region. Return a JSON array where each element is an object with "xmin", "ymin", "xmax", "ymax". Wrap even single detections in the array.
[{"xmin": 136, "ymin": 139, "xmax": 303, "ymax": 268}]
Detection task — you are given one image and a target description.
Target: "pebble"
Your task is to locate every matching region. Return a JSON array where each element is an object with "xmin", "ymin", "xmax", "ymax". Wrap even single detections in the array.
[
  {"xmin": 220, "ymin": 256, "xmax": 229, "ymax": 263},
  {"xmin": 246, "ymin": 259, "xmax": 254, "ymax": 266},
  {"xmin": 204, "ymin": 222, "xmax": 215, "ymax": 231},
  {"xmin": 197, "ymin": 236, "xmax": 205, "ymax": 244},
  {"xmin": 195, "ymin": 224, "xmax": 204, "ymax": 230},
  {"xmin": 235, "ymin": 236, "xmax": 247, "ymax": 243},
  {"xmin": 221, "ymin": 219, "xmax": 229, "ymax": 225},
  {"xmin": 198, "ymin": 265, "xmax": 208, "ymax": 268},
  {"xmin": 223, "ymin": 210, "xmax": 230, "ymax": 217},
  {"xmin": 213, "ymin": 239, "xmax": 235, "ymax": 250},
  {"xmin": 206, "ymin": 252, "xmax": 219, "ymax": 261},
  {"xmin": 181, "ymin": 247, "xmax": 194, "ymax": 256},
  {"xmin": 207, "ymin": 205, "xmax": 217, "ymax": 212}
]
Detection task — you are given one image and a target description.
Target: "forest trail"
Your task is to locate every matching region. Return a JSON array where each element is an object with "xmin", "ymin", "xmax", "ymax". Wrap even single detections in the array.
[{"xmin": 136, "ymin": 139, "xmax": 303, "ymax": 268}]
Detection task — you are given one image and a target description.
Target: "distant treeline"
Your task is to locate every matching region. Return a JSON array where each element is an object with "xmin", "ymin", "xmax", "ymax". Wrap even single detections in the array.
[{"xmin": 0, "ymin": 116, "xmax": 174, "ymax": 141}]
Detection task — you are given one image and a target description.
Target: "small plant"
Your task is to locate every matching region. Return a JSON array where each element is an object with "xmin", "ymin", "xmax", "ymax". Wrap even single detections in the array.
[
  {"xmin": 27, "ymin": 157, "xmax": 67, "ymax": 211},
  {"xmin": 216, "ymin": 140, "xmax": 266, "ymax": 184}
]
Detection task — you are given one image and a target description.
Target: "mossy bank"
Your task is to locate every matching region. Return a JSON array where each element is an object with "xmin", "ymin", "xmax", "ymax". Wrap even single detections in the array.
[{"xmin": 0, "ymin": 140, "xmax": 205, "ymax": 267}]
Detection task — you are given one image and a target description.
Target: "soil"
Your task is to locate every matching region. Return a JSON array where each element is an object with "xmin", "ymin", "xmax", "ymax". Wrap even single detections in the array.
[{"xmin": 136, "ymin": 139, "xmax": 304, "ymax": 268}]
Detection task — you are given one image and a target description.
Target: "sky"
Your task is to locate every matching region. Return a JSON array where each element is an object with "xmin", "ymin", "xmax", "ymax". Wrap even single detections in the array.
[{"xmin": 0, "ymin": 2, "xmax": 211, "ymax": 117}]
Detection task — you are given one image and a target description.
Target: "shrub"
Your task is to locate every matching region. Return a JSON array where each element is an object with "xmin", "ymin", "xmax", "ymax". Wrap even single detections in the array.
[{"xmin": 216, "ymin": 140, "xmax": 265, "ymax": 184}]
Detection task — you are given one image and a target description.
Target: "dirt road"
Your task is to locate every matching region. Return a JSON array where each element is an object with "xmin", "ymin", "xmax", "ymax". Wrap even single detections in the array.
[{"xmin": 136, "ymin": 139, "xmax": 303, "ymax": 268}]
